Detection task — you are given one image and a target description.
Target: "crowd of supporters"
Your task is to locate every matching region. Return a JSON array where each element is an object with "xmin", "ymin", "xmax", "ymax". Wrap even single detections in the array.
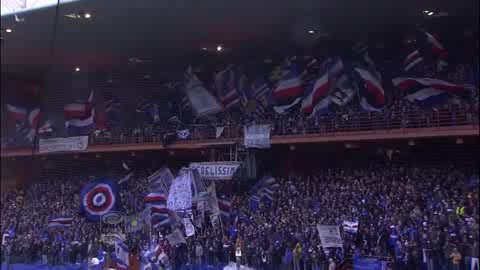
[
  {"xmin": 1, "ymin": 160, "xmax": 478, "ymax": 270},
  {"xmin": 1, "ymin": 61, "xmax": 478, "ymax": 149}
]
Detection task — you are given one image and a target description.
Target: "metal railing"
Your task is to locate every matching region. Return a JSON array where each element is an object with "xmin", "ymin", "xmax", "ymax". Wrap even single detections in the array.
[
  {"xmin": 87, "ymin": 108, "xmax": 479, "ymax": 145},
  {"xmin": 1, "ymin": 108, "xmax": 478, "ymax": 151}
]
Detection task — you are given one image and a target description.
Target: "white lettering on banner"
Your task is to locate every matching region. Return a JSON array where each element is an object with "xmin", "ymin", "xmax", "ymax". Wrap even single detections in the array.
[
  {"xmin": 167, "ymin": 172, "xmax": 192, "ymax": 212},
  {"xmin": 189, "ymin": 162, "xmax": 241, "ymax": 180},
  {"xmin": 39, "ymin": 136, "xmax": 89, "ymax": 153},
  {"xmin": 244, "ymin": 125, "xmax": 271, "ymax": 149},
  {"xmin": 317, "ymin": 225, "xmax": 343, "ymax": 248}
]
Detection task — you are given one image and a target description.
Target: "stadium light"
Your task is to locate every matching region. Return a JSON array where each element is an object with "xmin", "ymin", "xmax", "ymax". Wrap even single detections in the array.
[
  {"xmin": 84, "ymin": 12, "xmax": 92, "ymax": 19},
  {"xmin": 74, "ymin": 67, "xmax": 81, "ymax": 72},
  {"xmin": 216, "ymin": 45, "xmax": 223, "ymax": 52},
  {"xmin": 5, "ymin": 28, "xmax": 12, "ymax": 33},
  {"xmin": 427, "ymin": 11, "xmax": 434, "ymax": 16},
  {"xmin": 308, "ymin": 30, "xmax": 315, "ymax": 34}
]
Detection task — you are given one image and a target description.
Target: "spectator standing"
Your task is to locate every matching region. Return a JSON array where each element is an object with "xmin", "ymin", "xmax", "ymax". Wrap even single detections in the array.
[
  {"xmin": 194, "ymin": 241, "xmax": 203, "ymax": 269},
  {"xmin": 328, "ymin": 258, "xmax": 336, "ymax": 270},
  {"xmin": 450, "ymin": 247, "xmax": 462, "ymax": 270},
  {"xmin": 293, "ymin": 242, "xmax": 302, "ymax": 270}
]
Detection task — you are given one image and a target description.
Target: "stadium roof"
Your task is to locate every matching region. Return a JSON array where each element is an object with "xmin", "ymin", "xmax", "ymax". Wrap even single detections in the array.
[{"xmin": 1, "ymin": 0, "xmax": 478, "ymax": 75}]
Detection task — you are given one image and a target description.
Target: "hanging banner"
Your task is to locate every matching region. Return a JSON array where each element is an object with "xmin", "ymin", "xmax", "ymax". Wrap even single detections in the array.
[
  {"xmin": 244, "ymin": 125, "xmax": 271, "ymax": 149},
  {"xmin": 39, "ymin": 136, "xmax": 89, "ymax": 153},
  {"xmin": 167, "ymin": 172, "xmax": 192, "ymax": 212},
  {"xmin": 189, "ymin": 162, "xmax": 241, "ymax": 180},
  {"xmin": 317, "ymin": 225, "xmax": 343, "ymax": 248}
]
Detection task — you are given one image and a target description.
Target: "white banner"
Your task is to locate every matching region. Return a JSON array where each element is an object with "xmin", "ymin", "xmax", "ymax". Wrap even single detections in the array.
[
  {"xmin": 39, "ymin": 136, "xmax": 89, "ymax": 153},
  {"xmin": 167, "ymin": 172, "xmax": 192, "ymax": 212},
  {"xmin": 317, "ymin": 225, "xmax": 343, "ymax": 248},
  {"xmin": 190, "ymin": 162, "xmax": 241, "ymax": 180},
  {"xmin": 184, "ymin": 218, "xmax": 195, "ymax": 237},
  {"xmin": 244, "ymin": 125, "xmax": 271, "ymax": 149}
]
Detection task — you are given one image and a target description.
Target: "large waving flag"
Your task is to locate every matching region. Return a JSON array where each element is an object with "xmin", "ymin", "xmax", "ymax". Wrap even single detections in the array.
[
  {"xmin": 215, "ymin": 65, "xmax": 241, "ymax": 109},
  {"xmin": 65, "ymin": 109, "xmax": 95, "ymax": 136},
  {"xmin": 404, "ymin": 50, "xmax": 424, "ymax": 73},
  {"xmin": 103, "ymin": 96, "xmax": 121, "ymax": 128},
  {"xmin": 392, "ymin": 77, "xmax": 471, "ymax": 105},
  {"xmin": 272, "ymin": 63, "xmax": 303, "ymax": 114},
  {"xmin": 251, "ymin": 78, "xmax": 271, "ymax": 118},
  {"xmin": 330, "ymin": 74, "xmax": 356, "ymax": 106},
  {"xmin": 353, "ymin": 67, "xmax": 385, "ymax": 111},
  {"xmin": 404, "ymin": 30, "xmax": 448, "ymax": 73},
  {"xmin": 301, "ymin": 57, "xmax": 343, "ymax": 115},
  {"xmin": 48, "ymin": 216, "xmax": 73, "ymax": 228},
  {"xmin": 151, "ymin": 206, "xmax": 171, "ymax": 228},
  {"xmin": 148, "ymin": 167, "xmax": 175, "ymax": 193},
  {"xmin": 80, "ymin": 180, "xmax": 118, "ymax": 221},
  {"xmin": 185, "ymin": 66, "xmax": 222, "ymax": 117},
  {"xmin": 64, "ymin": 90, "xmax": 94, "ymax": 120},
  {"xmin": 115, "ymin": 241, "xmax": 130, "ymax": 270},
  {"xmin": 65, "ymin": 91, "xmax": 95, "ymax": 135},
  {"xmin": 218, "ymin": 195, "xmax": 231, "ymax": 220},
  {"xmin": 24, "ymin": 108, "xmax": 41, "ymax": 142},
  {"xmin": 144, "ymin": 192, "xmax": 167, "ymax": 204},
  {"xmin": 251, "ymin": 176, "xmax": 280, "ymax": 205},
  {"xmin": 144, "ymin": 191, "xmax": 171, "ymax": 228},
  {"xmin": 5, "ymin": 104, "xmax": 28, "ymax": 122}
]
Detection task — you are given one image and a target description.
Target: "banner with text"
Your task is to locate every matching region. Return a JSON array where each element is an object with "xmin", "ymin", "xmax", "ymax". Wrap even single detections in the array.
[
  {"xmin": 317, "ymin": 225, "xmax": 343, "ymax": 248},
  {"xmin": 167, "ymin": 172, "xmax": 193, "ymax": 212},
  {"xmin": 39, "ymin": 136, "xmax": 89, "ymax": 153},
  {"xmin": 190, "ymin": 162, "xmax": 241, "ymax": 180},
  {"xmin": 244, "ymin": 125, "xmax": 271, "ymax": 149}
]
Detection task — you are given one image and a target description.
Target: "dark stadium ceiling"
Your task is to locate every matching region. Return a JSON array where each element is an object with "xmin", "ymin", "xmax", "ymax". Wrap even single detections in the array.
[{"xmin": 0, "ymin": 0, "xmax": 478, "ymax": 75}]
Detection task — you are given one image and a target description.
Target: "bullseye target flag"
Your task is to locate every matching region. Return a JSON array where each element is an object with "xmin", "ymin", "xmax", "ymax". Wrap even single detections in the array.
[{"xmin": 80, "ymin": 180, "xmax": 119, "ymax": 221}]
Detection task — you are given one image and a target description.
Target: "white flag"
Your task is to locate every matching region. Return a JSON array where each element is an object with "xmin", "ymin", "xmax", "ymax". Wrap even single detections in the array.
[
  {"xmin": 166, "ymin": 229, "xmax": 187, "ymax": 246},
  {"xmin": 216, "ymin": 126, "xmax": 225, "ymax": 138},
  {"xmin": 184, "ymin": 68, "xmax": 222, "ymax": 117}
]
